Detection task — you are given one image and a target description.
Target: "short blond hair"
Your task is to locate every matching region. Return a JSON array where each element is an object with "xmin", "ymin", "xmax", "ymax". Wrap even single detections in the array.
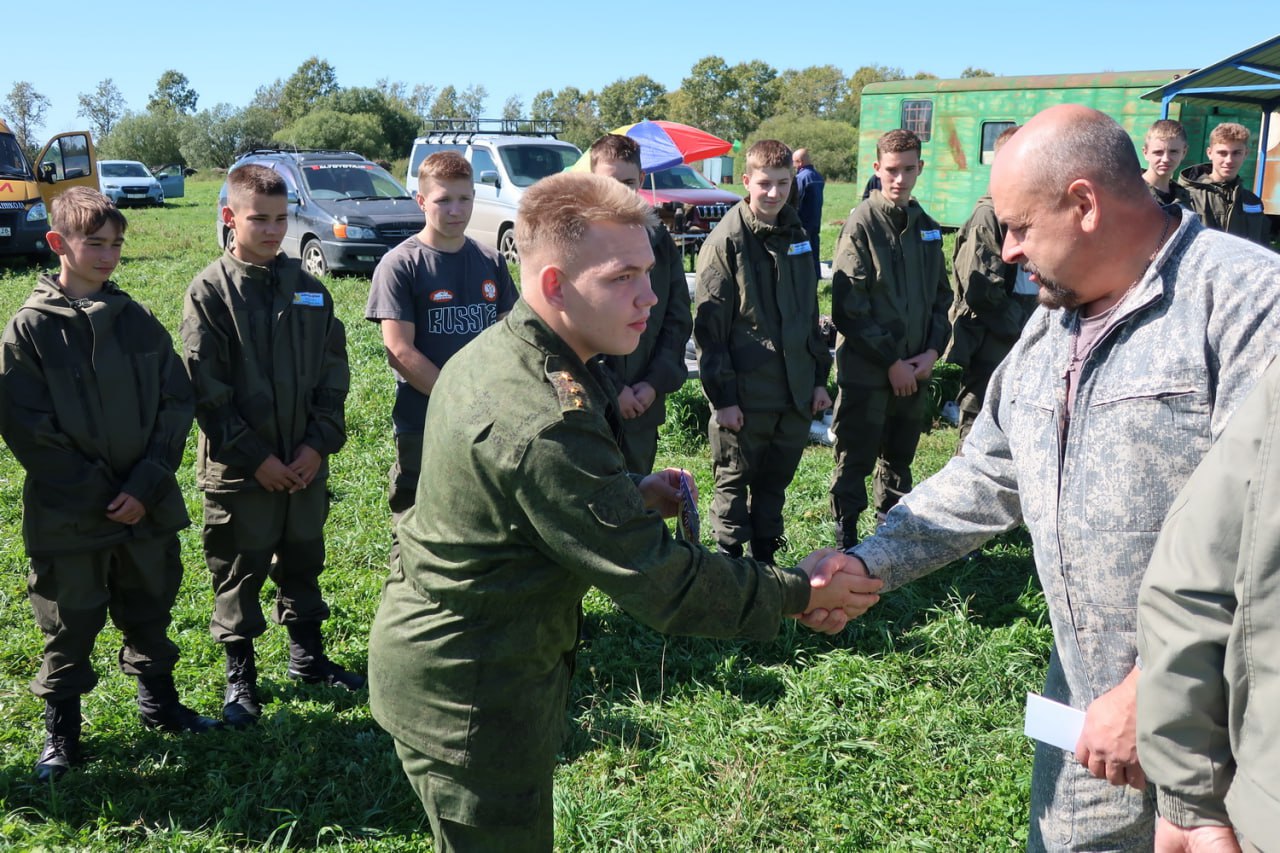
[
  {"xmin": 1209, "ymin": 122, "xmax": 1250, "ymax": 148},
  {"xmin": 50, "ymin": 186, "xmax": 127, "ymax": 238},
  {"xmin": 516, "ymin": 172, "xmax": 655, "ymax": 271},
  {"xmin": 1145, "ymin": 119, "xmax": 1187, "ymax": 146}
]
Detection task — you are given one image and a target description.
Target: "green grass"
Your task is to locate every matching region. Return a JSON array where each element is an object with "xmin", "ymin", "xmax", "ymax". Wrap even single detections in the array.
[{"xmin": 0, "ymin": 179, "xmax": 1045, "ymax": 850}]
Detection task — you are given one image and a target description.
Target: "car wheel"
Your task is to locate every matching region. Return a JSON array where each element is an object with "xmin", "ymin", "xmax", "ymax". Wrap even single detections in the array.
[
  {"xmin": 303, "ymin": 239, "xmax": 329, "ymax": 278},
  {"xmin": 222, "ymin": 227, "xmax": 236, "ymax": 252},
  {"xmin": 498, "ymin": 226, "xmax": 519, "ymax": 266}
]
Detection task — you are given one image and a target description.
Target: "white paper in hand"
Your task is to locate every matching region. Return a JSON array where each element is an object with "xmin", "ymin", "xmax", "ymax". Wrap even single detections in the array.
[{"xmin": 1023, "ymin": 692, "xmax": 1085, "ymax": 752}]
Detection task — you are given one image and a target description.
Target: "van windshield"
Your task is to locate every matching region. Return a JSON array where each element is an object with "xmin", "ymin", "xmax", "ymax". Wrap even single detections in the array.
[
  {"xmin": 498, "ymin": 145, "xmax": 579, "ymax": 187},
  {"xmin": 0, "ymin": 134, "xmax": 31, "ymax": 178}
]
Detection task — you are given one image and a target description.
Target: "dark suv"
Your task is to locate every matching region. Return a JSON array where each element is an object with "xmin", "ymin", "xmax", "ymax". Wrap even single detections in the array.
[{"xmin": 217, "ymin": 148, "xmax": 423, "ymax": 276}]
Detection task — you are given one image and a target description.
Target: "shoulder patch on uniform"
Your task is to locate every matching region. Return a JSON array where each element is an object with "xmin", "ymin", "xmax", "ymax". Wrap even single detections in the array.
[{"xmin": 548, "ymin": 368, "xmax": 590, "ymax": 413}]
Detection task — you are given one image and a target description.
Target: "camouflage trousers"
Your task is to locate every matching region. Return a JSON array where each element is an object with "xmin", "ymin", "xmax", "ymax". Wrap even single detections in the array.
[
  {"xmin": 202, "ymin": 487, "xmax": 331, "ymax": 644},
  {"xmin": 27, "ymin": 536, "xmax": 183, "ymax": 700},
  {"xmin": 616, "ymin": 422, "xmax": 659, "ymax": 477},
  {"xmin": 708, "ymin": 407, "xmax": 809, "ymax": 551},
  {"xmin": 1027, "ymin": 649, "xmax": 1155, "ymax": 852},
  {"xmin": 829, "ymin": 383, "xmax": 926, "ymax": 548},
  {"xmin": 392, "ymin": 737, "xmax": 554, "ymax": 852}
]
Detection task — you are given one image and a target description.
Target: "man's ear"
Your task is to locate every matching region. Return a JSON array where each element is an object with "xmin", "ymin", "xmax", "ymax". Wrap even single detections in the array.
[
  {"xmin": 540, "ymin": 264, "xmax": 568, "ymax": 310},
  {"xmin": 46, "ymin": 230, "xmax": 67, "ymax": 256},
  {"xmin": 221, "ymin": 205, "xmax": 236, "ymax": 229},
  {"xmin": 1067, "ymin": 178, "xmax": 1101, "ymax": 233}
]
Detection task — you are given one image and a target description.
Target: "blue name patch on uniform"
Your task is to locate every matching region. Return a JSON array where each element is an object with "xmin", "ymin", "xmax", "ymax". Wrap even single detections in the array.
[
  {"xmin": 787, "ymin": 241, "xmax": 811, "ymax": 256},
  {"xmin": 293, "ymin": 292, "xmax": 325, "ymax": 307},
  {"xmin": 1243, "ymin": 203, "xmax": 1263, "ymax": 214},
  {"xmin": 921, "ymin": 229, "xmax": 942, "ymax": 241}
]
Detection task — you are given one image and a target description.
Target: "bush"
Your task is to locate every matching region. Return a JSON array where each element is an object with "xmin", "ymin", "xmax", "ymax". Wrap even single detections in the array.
[{"xmin": 735, "ymin": 115, "xmax": 858, "ymax": 182}]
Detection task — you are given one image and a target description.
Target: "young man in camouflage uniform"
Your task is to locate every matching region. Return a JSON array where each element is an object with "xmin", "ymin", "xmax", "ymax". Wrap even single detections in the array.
[
  {"xmin": 183, "ymin": 165, "xmax": 362, "ymax": 728},
  {"xmin": 1180, "ymin": 122, "xmax": 1271, "ymax": 246},
  {"xmin": 946, "ymin": 125, "xmax": 1037, "ymax": 450},
  {"xmin": 1, "ymin": 188, "xmax": 218, "ymax": 781},
  {"xmin": 369, "ymin": 172, "xmax": 882, "ymax": 852},
  {"xmin": 829, "ymin": 129, "xmax": 952, "ymax": 547},
  {"xmin": 589, "ymin": 133, "xmax": 691, "ymax": 475},
  {"xmin": 808, "ymin": 105, "xmax": 1280, "ymax": 850},
  {"xmin": 695, "ymin": 139, "xmax": 832, "ymax": 564}
]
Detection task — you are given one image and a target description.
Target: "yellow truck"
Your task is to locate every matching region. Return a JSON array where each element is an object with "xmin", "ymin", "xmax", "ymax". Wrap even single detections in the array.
[{"xmin": 0, "ymin": 119, "xmax": 98, "ymax": 262}]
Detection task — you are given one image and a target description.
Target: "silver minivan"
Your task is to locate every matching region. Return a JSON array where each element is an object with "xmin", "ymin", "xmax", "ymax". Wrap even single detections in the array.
[{"xmin": 406, "ymin": 120, "xmax": 580, "ymax": 264}]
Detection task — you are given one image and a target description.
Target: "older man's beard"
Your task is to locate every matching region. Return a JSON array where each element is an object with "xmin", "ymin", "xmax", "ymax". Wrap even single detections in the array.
[{"xmin": 1028, "ymin": 265, "xmax": 1079, "ymax": 310}]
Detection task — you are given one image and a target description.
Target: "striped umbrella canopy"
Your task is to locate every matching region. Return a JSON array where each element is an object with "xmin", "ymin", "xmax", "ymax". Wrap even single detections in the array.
[{"xmin": 569, "ymin": 120, "xmax": 733, "ymax": 172}]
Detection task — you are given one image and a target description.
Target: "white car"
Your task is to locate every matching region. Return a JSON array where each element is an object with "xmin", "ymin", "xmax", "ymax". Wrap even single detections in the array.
[{"xmin": 98, "ymin": 160, "xmax": 164, "ymax": 207}]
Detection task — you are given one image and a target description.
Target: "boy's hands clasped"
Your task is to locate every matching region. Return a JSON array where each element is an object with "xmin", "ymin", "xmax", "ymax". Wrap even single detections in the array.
[{"xmin": 254, "ymin": 445, "xmax": 323, "ymax": 493}]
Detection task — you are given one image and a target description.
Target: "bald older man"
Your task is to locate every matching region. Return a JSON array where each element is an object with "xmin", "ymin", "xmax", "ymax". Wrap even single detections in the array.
[
  {"xmin": 810, "ymin": 105, "xmax": 1280, "ymax": 849},
  {"xmin": 792, "ymin": 147, "xmax": 825, "ymax": 278}
]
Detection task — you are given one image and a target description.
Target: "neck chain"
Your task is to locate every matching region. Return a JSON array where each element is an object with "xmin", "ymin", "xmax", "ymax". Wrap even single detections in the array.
[{"xmin": 1086, "ymin": 208, "xmax": 1174, "ymax": 324}]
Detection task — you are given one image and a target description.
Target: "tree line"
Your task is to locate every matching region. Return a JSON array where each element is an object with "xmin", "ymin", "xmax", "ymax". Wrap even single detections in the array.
[{"xmin": 4, "ymin": 60, "xmax": 995, "ymax": 183}]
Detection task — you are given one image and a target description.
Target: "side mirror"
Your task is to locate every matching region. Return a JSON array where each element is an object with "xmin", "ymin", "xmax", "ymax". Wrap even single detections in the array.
[
  {"xmin": 39, "ymin": 162, "xmax": 56, "ymax": 182},
  {"xmin": 478, "ymin": 170, "xmax": 499, "ymax": 187},
  {"xmin": 287, "ymin": 190, "xmax": 300, "ymax": 204}
]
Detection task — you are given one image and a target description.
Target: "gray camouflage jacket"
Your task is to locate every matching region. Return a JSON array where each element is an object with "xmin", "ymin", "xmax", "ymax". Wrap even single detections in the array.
[{"xmin": 852, "ymin": 211, "xmax": 1280, "ymax": 709}]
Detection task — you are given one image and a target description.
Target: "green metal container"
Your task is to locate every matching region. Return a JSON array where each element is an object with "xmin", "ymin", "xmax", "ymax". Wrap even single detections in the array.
[{"xmin": 858, "ymin": 71, "xmax": 1263, "ymax": 227}]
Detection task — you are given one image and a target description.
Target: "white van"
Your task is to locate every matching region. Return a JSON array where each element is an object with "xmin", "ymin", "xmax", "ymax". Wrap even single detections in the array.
[{"xmin": 406, "ymin": 119, "xmax": 580, "ymax": 264}]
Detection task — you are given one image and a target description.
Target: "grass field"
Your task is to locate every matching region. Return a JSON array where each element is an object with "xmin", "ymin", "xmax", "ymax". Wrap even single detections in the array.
[{"xmin": 0, "ymin": 178, "xmax": 1046, "ymax": 850}]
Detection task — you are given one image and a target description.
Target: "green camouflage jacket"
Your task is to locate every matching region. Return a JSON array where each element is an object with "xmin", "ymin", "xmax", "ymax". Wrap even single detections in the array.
[
  {"xmin": 369, "ymin": 299, "xmax": 812, "ymax": 776},
  {"xmin": 0, "ymin": 275, "xmax": 192, "ymax": 555},
  {"xmin": 181, "ymin": 252, "xmax": 348, "ymax": 493}
]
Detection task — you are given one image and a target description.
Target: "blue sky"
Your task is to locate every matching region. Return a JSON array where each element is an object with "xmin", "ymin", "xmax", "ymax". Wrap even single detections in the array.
[{"xmin": 6, "ymin": 0, "xmax": 1271, "ymax": 138}]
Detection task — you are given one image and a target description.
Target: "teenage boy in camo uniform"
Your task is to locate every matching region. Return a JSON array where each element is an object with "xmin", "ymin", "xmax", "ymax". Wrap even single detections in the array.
[
  {"xmin": 695, "ymin": 138, "xmax": 832, "ymax": 565},
  {"xmin": 182, "ymin": 164, "xmax": 361, "ymax": 729},
  {"xmin": 0, "ymin": 187, "xmax": 219, "ymax": 782},
  {"xmin": 829, "ymin": 129, "xmax": 952, "ymax": 548},
  {"xmin": 1141, "ymin": 119, "xmax": 1192, "ymax": 208},
  {"xmin": 366, "ymin": 151, "xmax": 517, "ymax": 519},
  {"xmin": 1180, "ymin": 122, "xmax": 1271, "ymax": 246},
  {"xmin": 589, "ymin": 133, "xmax": 691, "ymax": 474},
  {"xmin": 946, "ymin": 125, "xmax": 1037, "ymax": 451}
]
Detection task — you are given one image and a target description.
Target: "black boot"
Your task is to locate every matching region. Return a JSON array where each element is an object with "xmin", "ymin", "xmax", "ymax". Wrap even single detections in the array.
[
  {"xmin": 286, "ymin": 622, "xmax": 366, "ymax": 691},
  {"xmin": 223, "ymin": 640, "xmax": 262, "ymax": 728},
  {"xmin": 137, "ymin": 674, "xmax": 221, "ymax": 734},
  {"xmin": 750, "ymin": 535, "xmax": 789, "ymax": 567},
  {"xmin": 34, "ymin": 697, "xmax": 82, "ymax": 782}
]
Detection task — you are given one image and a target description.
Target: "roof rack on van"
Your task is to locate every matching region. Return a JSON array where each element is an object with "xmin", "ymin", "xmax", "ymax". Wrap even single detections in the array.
[
  {"xmin": 241, "ymin": 148, "xmax": 367, "ymax": 158},
  {"xmin": 419, "ymin": 117, "xmax": 565, "ymax": 140}
]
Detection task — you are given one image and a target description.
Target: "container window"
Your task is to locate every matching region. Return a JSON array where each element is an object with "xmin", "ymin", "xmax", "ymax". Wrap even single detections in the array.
[
  {"xmin": 981, "ymin": 122, "xmax": 1018, "ymax": 165},
  {"xmin": 901, "ymin": 100, "xmax": 933, "ymax": 142}
]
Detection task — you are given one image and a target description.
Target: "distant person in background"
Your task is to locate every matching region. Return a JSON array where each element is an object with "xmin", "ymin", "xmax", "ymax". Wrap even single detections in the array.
[
  {"xmin": 829, "ymin": 128, "xmax": 951, "ymax": 548},
  {"xmin": 861, "ymin": 173, "xmax": 881, "ymax": 201},
  {"xmin": 1180, "ymin": 122, "xmax": 1271, "ymax": 246},
  {"xmin": 792, "ymin": 147, "xmax": 826, "ymax": 279},
  {"xmin": 589, "ymin": 133, "xmax": 691, "ymax": 475},
  {"xmin": 1141, "ymin": 120, "xmax": 1192, "ymax": 208},
  {"xmin": 945, "ymin": 125, "xmax": 1036, "ymax": 451}
]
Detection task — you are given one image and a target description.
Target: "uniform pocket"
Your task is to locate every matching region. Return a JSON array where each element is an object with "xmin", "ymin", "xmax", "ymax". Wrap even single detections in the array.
[
  {"xmin": 1083, "ymin": 377, "xmax": 1209, "ymax": 532},
  {"xmin": 426, "ymin": 771, "xmax": 540, "ymax": 828},
  {"xmin": 586, "ymin": 474, "xmax": 646, "ymax": 529}
]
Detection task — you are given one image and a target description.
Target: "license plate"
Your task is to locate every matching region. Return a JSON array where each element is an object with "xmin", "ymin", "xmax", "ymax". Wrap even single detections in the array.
[
  {"xmin": 0, "ymin": 227, "xmax": 10, "ymax": 237},
  {"xmin": 127, "ymin": 193, "xmax": 145, "ymax": 198}
]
